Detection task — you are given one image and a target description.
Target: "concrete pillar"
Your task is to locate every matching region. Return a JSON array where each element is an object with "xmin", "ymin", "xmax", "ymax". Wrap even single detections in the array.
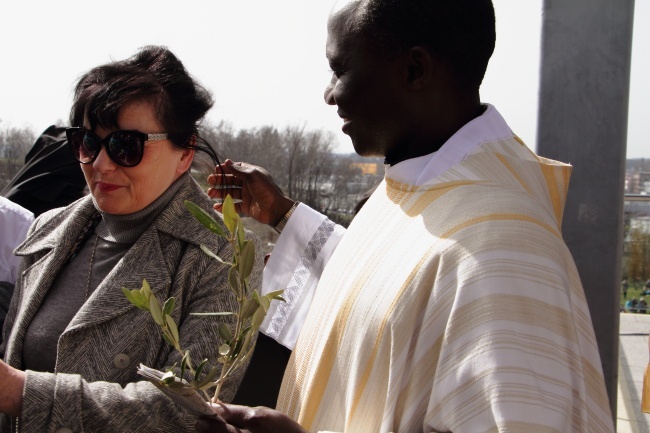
[{"xmin": 537, "ymin": 0, "xmax": 635, "ymax": 418}]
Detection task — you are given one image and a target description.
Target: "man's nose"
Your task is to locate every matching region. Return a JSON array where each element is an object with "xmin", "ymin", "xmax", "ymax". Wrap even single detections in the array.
[{"xmin": 324, "ymin": 74, "xmax": 337, "ymax": 105}]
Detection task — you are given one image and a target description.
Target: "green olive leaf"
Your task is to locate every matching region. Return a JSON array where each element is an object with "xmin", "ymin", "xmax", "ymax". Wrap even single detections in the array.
[
  {"xmin": 239, "ymin": 241, "xmax": 255, "ymax": 280},
  {"xmin": 122, "ymin": 287, "xmax": 149, "ymax": 310},
  {"xmin": 184, "ymin": 200, "xmax": 226, "ymax": 237},
  {"xmin": 122, "ymin": 288, "xmax": 140, "ymax": 308},
  {"xmin": 265, "ymin": 289, "xmax": 285, "ymax": 301},
  {"xmin": 180, "ymin": 350, "xmax": 189, "ymax": 379},
  {"xmin": 162, "ymin": 333, "xmax": 175, "ymax": 347},
  {"xmin": 190, "ymin": 312, "xmax": 235, "ymax": 317},
  {"xmin": 236, "ymin": 327, "xmax": 253, "ymax": 361},
  {"xmin": 197, "ymin": 365, "xmax": 221, "ymax": 390},
  {"xmin": 194, "ymin": 358, "xmax": 209, "ymax": 382},
  {"xmin": 200, "ymin": 245, "xmax": 226, "ymax": 264},
  {"xmin": 222, "ymin": 195, "xmax": 239, "ymax": 234},
  {"xmin": 162, "ymin": 297, "xmax": 175, "ymax": 317},
  {"xmin": 251, "ymin": 306, "xmax": 265, "ymax": 331},
  {"xmin": 256, "ymin": 290, "xmax": 270, "ymax": 313},
  {"xmin": 241, "ymin": 296, "xmax": 259, "ymax": 320},
  {"xmin": 142, "ymin": 279, "xmax": 152, "ymax": 300},
  {"xmin": 236, "ymin": 223, "xmax": 246, "ymax": 252},
  {"xmin": 149, "ymin": 295, "xmax": 164, "ymax": 326},
  {"xmin": 218, "ymin": 322, "xmax": 233, "ymax": 341},
  {"xmin": 165, "ymin": 314, "xmax": 180, "ymax": 344},
  {"xmin": 228, "ymin": 267, "xmax": 240, "ymax": 297}
]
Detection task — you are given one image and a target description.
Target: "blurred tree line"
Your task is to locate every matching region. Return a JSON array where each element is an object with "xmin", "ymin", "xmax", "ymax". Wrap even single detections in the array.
[
  {"xmin": 0, "ymin": 124, "xmax": 35, "ymax": 191},
  {"xmin": 198, "ymin": 121, "xmax": 384, "ymax": 227},
  {"xmin": 0, "ymin": 121, "xmax": 384, "ymax": 228},
  {"xmin": 625, "ymin": 227, "xmax": 650, "ymax": 282}
]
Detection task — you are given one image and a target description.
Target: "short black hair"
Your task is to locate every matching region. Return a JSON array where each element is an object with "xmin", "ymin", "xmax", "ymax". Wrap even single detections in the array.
[
  {"xmin": 70, "ymin": 45, "xmax": 214, "ymax": 151},
  {"xmin": 355, "ymin": 0, "xmax": 496, "ymax": 89}
]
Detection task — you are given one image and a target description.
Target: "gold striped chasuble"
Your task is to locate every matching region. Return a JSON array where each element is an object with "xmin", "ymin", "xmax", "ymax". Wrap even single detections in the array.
[{"xmin": 276, "ymin": 137, "xmax": 614, "ymax": 433}]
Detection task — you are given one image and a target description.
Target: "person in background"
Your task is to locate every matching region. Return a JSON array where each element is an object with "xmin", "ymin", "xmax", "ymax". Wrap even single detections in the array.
[
  {"xmin": 639, "ymin": 297, "xmax": 648, "ymax": 314},
  {"xmin": 0, "ymin": 197, "xmax": 33, "ymax": 285},
  {"xmin": 199, "ymin": 0, "xmax": 614, "ymax": 432},
  {"xmin": 0, "ymin": 197, "xmax": 33, "ymax": 345},
  {"xmin": 641, "ymin": 333, "xmax": 650, "ymax": 413},
  {"xmin": 1, "ymin": 125, "xmax": 87, "ymax": 218},
  {"xmin": 0, "ymin": 46, "xmax": 263, "ymax": 432},
  {"xmin": 626, "ymin": 297, "xmax": 638, "ymax": 313}
]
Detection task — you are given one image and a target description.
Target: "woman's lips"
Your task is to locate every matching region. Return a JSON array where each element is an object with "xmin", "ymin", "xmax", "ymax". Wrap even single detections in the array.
[{"xmin": 95, "ymin": 182, "xmax": 122, "ymax": 193}]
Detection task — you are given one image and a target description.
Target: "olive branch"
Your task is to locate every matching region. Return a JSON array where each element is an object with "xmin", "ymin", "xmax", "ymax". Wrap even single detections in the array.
[{"xmin": 122, "ymin": 195, "xmax": 284, "ymax": 405}]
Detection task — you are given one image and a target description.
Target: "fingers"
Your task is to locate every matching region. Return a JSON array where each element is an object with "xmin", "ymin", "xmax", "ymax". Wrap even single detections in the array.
[
  {"xmin": 211, "ymin": 403, "xmax": 253, "ymax": 426},
  {"xmin": 195, "ymin": 416, "xmax": 245, "ymax": 433},
  {"xmin": 207, "ymin": 173, "xmax": 243, "ymax": 201}
]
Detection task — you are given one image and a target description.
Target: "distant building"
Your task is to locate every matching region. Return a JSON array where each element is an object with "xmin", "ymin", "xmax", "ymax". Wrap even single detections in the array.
[
  {"xmin": 349, "ymin": 162, "xmax": 379, "ymax": 175},
  {"xmin": 625, "ymin": 194, "xmax": 650, "ymax": 234}
]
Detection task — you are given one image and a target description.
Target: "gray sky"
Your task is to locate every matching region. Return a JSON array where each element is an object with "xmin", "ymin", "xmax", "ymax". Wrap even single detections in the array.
[{"xmin": 1, "ymin": 0, "xmax": 648, "ymax": 157}]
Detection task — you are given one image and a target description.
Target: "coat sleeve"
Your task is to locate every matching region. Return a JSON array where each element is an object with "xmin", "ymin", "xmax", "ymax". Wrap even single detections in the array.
[{"xmin": 15, "ymin": 231, "xmax": 265, "ymax": 433}]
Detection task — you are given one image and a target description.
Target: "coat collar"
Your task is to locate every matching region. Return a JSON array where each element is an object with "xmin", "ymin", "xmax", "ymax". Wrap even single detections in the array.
[{"xmin": 15, "ymin": 173, "xmax": 224, "ymax": 257}]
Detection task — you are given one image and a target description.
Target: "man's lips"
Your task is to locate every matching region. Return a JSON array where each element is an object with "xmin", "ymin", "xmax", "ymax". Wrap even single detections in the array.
[{"xmin": 338, "ymin": 111, "xmax": 351, "ymax": 132}]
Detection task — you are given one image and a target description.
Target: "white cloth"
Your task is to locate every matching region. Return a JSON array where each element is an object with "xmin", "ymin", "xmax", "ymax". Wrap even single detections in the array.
[
  {"xmin": 263, "ymin": 104, "xmax": 613, "ymax": 432},
  {"xmin": 261, "ymin": 104, "xmax": 511, "ymax": 349},
  {"xmin": 0, "ymin": 197, "xmax": 33, "ymax": 284},
  {"xmin": 262, "ymin": 205, "xmax": 345, "ymax": 349}
]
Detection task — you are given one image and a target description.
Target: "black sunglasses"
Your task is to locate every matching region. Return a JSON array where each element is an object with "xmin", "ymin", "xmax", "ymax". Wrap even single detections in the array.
[{"xmin": 66, "ymin": 127, "xmax": 168, "ymax": 167}]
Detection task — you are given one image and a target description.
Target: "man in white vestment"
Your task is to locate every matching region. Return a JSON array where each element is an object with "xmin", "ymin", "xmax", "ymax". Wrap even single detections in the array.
[{"xmin": 198, "ymin": 0, "xmax": 615, "ymax": 432}]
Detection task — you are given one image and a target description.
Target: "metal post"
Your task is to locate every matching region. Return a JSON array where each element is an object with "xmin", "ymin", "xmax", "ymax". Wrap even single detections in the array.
[{"xmin": 537, "ymin": 0, "xmax": 636, "ymax": 418}]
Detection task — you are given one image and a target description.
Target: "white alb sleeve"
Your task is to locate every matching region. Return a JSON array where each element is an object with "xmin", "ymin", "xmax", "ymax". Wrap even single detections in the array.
[{"xmin": 260, "ymin": 204, "xmax": 345, "ymax": 350}]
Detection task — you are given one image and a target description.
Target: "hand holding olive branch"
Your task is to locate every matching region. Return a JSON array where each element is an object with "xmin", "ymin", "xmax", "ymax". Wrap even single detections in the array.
[{"xmin": 123, "ymin": 195, "xmax": 284, "ymax": 405}]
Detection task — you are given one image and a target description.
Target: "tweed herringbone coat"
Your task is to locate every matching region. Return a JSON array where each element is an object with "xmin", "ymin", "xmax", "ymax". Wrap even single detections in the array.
[{"xmin": 0, "ymin": 174, "xmax": 263, "ymax": 432}]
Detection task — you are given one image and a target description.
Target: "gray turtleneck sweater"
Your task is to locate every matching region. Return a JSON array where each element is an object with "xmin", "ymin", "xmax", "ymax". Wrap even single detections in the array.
[{"xmin": 23, "ymin": 177, "xmax": 185, "ymax": 372}]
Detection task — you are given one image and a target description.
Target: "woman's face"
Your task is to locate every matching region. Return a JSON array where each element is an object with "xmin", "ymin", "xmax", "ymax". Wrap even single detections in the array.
[{"xmin": 81, "ymin": 100, "xmax": 194, "ymax": 215}]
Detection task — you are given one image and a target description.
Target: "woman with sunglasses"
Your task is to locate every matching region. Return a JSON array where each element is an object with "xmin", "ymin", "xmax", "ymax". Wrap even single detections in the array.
[{"xmin": 0, "ymin": 46, "xmax": 263, "ymax": 432}]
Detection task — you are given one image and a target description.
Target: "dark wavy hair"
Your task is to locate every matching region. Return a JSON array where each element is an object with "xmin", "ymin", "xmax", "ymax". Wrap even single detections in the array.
[
  {"xmin": 70, "ymin": 45, "xmax": 220, "ymax": 164},
  {"xmin": 351, "ymin": 0, "xmax": 496, "ymax": 89}
]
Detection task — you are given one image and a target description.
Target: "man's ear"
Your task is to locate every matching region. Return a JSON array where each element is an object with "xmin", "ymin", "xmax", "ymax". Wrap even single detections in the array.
[{"xmin": 405, "ymin": 46, "xmax": 435, "ymax": 89}]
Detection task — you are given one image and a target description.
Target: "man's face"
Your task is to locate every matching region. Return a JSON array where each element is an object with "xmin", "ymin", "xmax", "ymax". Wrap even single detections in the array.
[{"xmin": 324, "ymin": 8, "xmax": 409, "ymax": 158}]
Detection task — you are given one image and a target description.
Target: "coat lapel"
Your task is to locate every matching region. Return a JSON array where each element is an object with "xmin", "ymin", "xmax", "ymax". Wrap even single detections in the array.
[
  {"xmin": 66, "ymin": 228, "xmax": 173, "ymax": 331},
  {"xmin": 6, "ymin": 197, "xmax": 97, "ymax": 366},
  {"xmin": 65, "ymin": 175, "xmax": 223, "ymax": 332}
]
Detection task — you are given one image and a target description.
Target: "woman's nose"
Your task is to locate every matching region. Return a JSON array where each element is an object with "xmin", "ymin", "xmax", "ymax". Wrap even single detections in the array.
[{"xmin": 92, "ymin": 146, "xmax": 117, "ymax": 172}]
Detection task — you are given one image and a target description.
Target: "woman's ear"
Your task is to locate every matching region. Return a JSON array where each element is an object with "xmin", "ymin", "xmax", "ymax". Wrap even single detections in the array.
[
  {"xmin": 176, "ymin": 135, "xmax": 196, "ymax": 174},
  {"xmin": 406, "ymin": 46, "xmax": 435, "ymax": 90}
]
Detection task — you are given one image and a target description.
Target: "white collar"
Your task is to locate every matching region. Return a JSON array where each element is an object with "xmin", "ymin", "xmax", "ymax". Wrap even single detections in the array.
[{"xmin": 385, "ymin": 104, "xmax": 514, "ymax": 186}]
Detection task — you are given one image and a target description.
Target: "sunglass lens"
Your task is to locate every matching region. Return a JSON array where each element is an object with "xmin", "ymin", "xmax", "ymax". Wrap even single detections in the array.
[
  {"xmin": 108, "ymin": 131, "xmax": 143, "ymax": 167},
  {"xmin": 79, "ymin": 131, "xmax": 101, "ymax": 163},
  {"xmin": 68, "ymin": 129, "xmax": 99, "ymax": 163}
]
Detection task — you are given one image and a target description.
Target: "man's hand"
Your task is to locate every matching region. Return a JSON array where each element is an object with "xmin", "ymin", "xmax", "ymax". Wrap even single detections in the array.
[
  {"xmin": 195, "ymin": 403, "xmax": 308, "ymax": 433},
  {"xmin": 207, "ymin": 160, "xmax": 295, "ymax": 227}
]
